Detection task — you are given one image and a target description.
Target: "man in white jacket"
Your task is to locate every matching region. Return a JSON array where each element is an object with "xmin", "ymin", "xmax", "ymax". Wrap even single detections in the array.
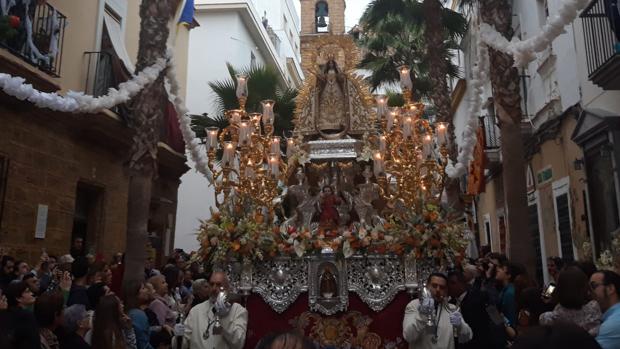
[
  {"xmin": 177, "ymin": 271, "xmax": 247, "ymax": 349},
  {"xmin": 403, "ymin": 272, "xmax": 473, "ymax": 349}
]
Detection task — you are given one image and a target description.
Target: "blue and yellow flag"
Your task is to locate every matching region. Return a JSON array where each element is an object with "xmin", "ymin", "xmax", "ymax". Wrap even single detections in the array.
[{"xmin": 178, "ymin": 0, "xmax": 195, "ymax": 26}]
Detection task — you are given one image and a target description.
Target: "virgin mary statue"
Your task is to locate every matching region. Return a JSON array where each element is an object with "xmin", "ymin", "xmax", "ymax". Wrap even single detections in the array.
[{"xmin": 316, "ymin": 57, "xmax": 347, "ymax": 135}]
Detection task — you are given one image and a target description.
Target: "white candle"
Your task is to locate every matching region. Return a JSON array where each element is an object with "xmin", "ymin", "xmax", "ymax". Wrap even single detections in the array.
[
  {"xmin": 239, "ymin": 122, "xmax": 250, "ymax": 145},
  {"xmin": 436, "ymin": 122, "xmax": 448, "ymax": 146},
  {"xmin": 269, "ymin": 154, "xmax": 279, "ymax": 177},
  {"xmin": 245, "ymin": 159, "xmax": 255, "ymax": 179},
  {"xmin": 398, "ymin": 65, "xmax": 413, "ymax": 90},
  {"xmin": 373, "ymin": 152, "xmax": 384, "ymax": 177},
  {"xmin": 375, "ymin": 94, "xmax": 388, "ymax": 118},
  {"xmin": 235, "ymin": 74, "xmax": 248, "ymax": 98},
  {"xmin": 261, "ymin": 100, "xmax": 275, "ymax": 126},
  {"xmin": 270, "ymin": 136, "xmax": 281, "ymax": 158},
  {"xmin": 379, "ymin": 135, "xmax": 387, "ymax": 154},
  {"xmin": 228, "ymin": 110, "xmax": 242, "ymax": 125},
  {"xmin": 206, "ymin": 127, "xmax": 219, "ymax": 151},
  {"xmin": 422, "ymin": 134, "xmax": 432, "ymax": 158},
  {"xmin": 403, "ymin": 117, "xmax": 413, "ymax": 139},
  {"xmin": 286, "ymin": 138, "xmax": 295, "ymax": 158},
  {"xmin": 222, "ymin": 142, "xmax": 235, "ymax": 167},
  {"xmin": 387, "ymin": 108, "xmax": 398, "ymax": 131}
]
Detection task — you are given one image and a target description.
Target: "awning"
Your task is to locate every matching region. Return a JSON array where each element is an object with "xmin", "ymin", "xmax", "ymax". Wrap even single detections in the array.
[{"xmin": 103, "ymin": 11, "xmax": 135, "ymax": 74}]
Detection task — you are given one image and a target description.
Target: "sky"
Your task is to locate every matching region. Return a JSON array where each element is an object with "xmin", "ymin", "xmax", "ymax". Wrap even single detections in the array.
[{"xmin": 174, "ymin": 0, "xmax": 372, "ymax": 253}]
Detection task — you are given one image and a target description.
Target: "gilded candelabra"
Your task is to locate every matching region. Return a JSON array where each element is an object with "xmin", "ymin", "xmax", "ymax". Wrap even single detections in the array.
[
  {"xmin": 371, "ymin": 65, "xmax": 449, "ymax": 213},
  {"xmin": 203, "ymin": 74, "xmax": 294, "ymax": 222}
]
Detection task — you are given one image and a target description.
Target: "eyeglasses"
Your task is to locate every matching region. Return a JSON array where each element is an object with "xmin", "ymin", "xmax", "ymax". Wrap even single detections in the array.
[{"xmin": 590, "ymin": 282, "xmax": 606, "ymax": 290}]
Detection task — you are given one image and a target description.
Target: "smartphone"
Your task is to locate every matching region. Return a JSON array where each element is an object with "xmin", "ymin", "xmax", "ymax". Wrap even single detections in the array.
[{"xmin": 542, "ymin": 284, "xmax": 556, "ymax": 299}]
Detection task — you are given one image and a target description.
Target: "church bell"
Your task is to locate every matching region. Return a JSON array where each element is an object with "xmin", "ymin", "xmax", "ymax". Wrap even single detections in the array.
[{"xmin": 317, "ymin": 16, "xmax": 327, "ymax": 28}]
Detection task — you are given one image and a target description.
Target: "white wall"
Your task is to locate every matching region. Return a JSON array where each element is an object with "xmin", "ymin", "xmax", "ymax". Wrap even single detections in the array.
[{"xmin": 174, "ymin": 8, "xmax": 273, "ymax": 252}]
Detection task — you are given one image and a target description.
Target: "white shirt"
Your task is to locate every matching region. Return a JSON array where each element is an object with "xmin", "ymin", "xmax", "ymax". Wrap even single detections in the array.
[
  {"xmin": 402, "ymin": 299, "xmax": 473, "ymax": 349},
  {"xmin": 179, "ymin": 299, "xmax": 248, "ymax": 349}
]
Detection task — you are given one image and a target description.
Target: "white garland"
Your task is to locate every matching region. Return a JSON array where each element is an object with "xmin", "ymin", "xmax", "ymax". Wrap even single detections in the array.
[
  {"xmin": 446, "ymin": 28, "xmax": 489, "ymax": 179},
  {"xmin": 0, "ymin": 57, "xmax": 167, "ymax": 113},
  {"xmin": 480, "ymin": 0, "xmax": 590, "ymax": 67},
  {"xmin": 164, "ymin": 50, "xmax": 214, "ymax": 183}
]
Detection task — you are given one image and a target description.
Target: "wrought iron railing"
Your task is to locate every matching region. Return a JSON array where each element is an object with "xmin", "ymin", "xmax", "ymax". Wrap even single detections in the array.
[
  {"xmin": 580, "ymin": 0, "xmax": 619, "ymax": 77},
  {"xmin": 480, "ymin": 114, "xmax": 500, "ymax": 150},
  {"xmin": 0, "ymin": 2, "xmax": 67, "ymax": 76}
]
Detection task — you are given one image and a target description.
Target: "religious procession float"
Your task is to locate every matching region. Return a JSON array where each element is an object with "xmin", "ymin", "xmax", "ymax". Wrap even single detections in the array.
[{"xmin": 195, "ymin": 35, "xmax": 468, "ymax": 348}]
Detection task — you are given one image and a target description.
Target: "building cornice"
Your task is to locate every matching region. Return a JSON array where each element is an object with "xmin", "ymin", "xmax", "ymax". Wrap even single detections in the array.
[{"xmin": 195, "ymin": 1, "xmax": 291, "ymax": 87}]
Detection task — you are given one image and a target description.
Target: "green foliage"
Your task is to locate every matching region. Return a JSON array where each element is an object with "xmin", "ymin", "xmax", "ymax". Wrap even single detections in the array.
[
  {"xmin": 355, "ymin": 0, "xmax": 466, "ymax": 94},
  {"xmin": 0, "ymin": 16, "xmax": 18, "ymax": 42},
  {"xmin": 190, "ymin": 63, "xmax": 298, "ymax": 140}
]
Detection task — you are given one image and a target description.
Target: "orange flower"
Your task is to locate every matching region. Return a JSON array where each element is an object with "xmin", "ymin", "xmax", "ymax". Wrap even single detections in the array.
[{"xmin": 231, "ymin": 242, "xmax": 241, "ymax": 252}]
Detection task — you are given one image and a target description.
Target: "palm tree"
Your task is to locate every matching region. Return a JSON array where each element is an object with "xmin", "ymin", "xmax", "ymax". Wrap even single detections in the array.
[
  {"xmin": 123, "ymin": 0, "xmax": 176, "ymax": 285},
  {"xmin": 357, "ymin": 0, "xmax": 467, "ymax": 213},
  {"xmin": 190, "ymin": 63, "xmax": 298, "ymax": 142},
  {"xmin": 476, "ymin": 0, "xmax": 535, "ymax": 276}
]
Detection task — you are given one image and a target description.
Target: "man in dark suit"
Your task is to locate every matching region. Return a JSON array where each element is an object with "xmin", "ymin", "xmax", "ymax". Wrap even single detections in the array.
[{"xmin": 448, "ymin": 270, "xmax": 505, "ymax": 349}]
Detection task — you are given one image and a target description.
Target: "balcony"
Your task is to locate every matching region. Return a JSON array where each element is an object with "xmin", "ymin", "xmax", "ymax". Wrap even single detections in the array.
[
  {"xmin": 0, "ymin": 2, "xmax": 67, "ymax": 76},
  {"xmin": 481, "ymin": 114, "xmax": 501, "ymax": 166},
  {"xmin": 581, "ymin": 0, "xmax": 620, "ymax": 90}
]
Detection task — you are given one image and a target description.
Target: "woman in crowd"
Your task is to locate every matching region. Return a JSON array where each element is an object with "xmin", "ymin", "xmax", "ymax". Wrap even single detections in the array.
[
  {"xmin": 34, "ymin": 292, "xmax": 65, "ymax": 349},
  {"xmin": 124, "ymin": 280, "xmax": 154, "ymax": 349},
  {"xmin": 4, "ymin": 281, "xmax": 40, "ymax": 348},
  {"xmin": 91, "ymin": 294, "xmax": 137, "ymax": 349},
  {"xmin": 547, "ymin": 257, "xmax": 564, "ymax": 284},
  {"xmin": 539, "ymin": 266, "xmax": 602, "ymax": 335},
  {"xmin": 60, "ymin": 304, "xmax": 92, "ymax": 349}
]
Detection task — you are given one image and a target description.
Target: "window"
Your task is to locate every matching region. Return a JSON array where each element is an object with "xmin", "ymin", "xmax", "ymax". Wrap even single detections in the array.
[
  {"xmin": 585, "ymin": 144, "xmax": 619, "ymax": 256},
  {"xmin": 483, "ymin": 214, "xmax": 492, "ymax": 249},
  {"xmin": 71, "ymin": 182, "xmax": 104, "ymax": 252},
  {"xmin": 0, "ymin": 155, "xmax": 8, "ymax": 228},
  {"xmin": 553, "ymin": 177, "xmax": 575, "ymax": 261}
]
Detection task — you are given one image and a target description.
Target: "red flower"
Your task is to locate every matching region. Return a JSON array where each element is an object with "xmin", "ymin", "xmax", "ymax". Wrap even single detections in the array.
[{"xmin": 8, "ymin": 15, "xmax": 20, "ymax": 29}]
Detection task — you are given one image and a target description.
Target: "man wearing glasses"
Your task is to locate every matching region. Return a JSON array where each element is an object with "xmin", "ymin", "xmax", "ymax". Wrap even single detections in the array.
[{"xmin": 590, "ymin": 270, "xmax": 620, "ymax": 349}]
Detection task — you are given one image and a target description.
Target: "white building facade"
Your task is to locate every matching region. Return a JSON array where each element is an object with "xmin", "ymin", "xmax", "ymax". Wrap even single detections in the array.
[
  {"xmin": 451, "ymin": 0, "xmax": 620, "ymax": 284},
  {"xmin": 174, "ymin": 0, "xmax": 303, "ymax": 252}
]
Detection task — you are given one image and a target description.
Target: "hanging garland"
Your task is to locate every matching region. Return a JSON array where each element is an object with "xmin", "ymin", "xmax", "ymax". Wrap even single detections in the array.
[
  {"xmin": 0, "ymin": 57, "xmax": 167, "ymax": 112},
  {"xmin": 446, "ymin": 0, "xmax": 590, "ymax": 178},
  {"xmin": 164, "ymin": 49, "xmax": 214, "ymax": 183}
]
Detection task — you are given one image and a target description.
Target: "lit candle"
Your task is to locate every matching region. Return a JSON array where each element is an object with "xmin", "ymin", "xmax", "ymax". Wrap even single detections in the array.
[
  {"xmin": 222, "ymin": 142, "xmax": 235, "ymax": 167},
  {"xmin": 375, "ymin": 94, "xmax": 388, "ymax": 118},
  {"xmin": 269, "ymin": 154, "xmax": 279, "ymax": 177},
  {"xmin": 387, "ymin": 108, "xmax": 399, "ymax": 131},
  {"xmin": 261, "ymin": 100, "xmax": 275, "ymax": 126},
  {"xmin": 398, "ymin": 65, "xmax": 413, "ymax": 91},
  {"xmin": 239, "ymin": 121, "xmax": 250, "ymax": 145},
  {"xmin": 206, "ymin": 127, "xmax": 219, "ymax": 151},
  {"xmin": 227, "ymin": 110, "xmax": 242, "ymax": 125},
  {"xmin": 403, "ymin": 117, "xmax": 413, "ymax": 139},
  {"xmin": 245, "ymin": 159, "xmax": 255, "ymax": 179},
  {"xmin": 270, "ymin": 136, "xmax": 281, "ymax": 158},
  {"xmin": 422, "ymin": 134, "xmax": 432, "ymax": 158},
  {"xmin": 249, "ymin": 113, "xmax": 261, "ymax": 133},
  {"xmin": 436, "ymin": 122, "xmax": 448, "ymax": 146},
  {"xmin": 286, "ymin": 138, "xmax": 295, "ymax": 158},
  {"xmin": 379, "ymin": 135, "xmax": 387, "ymax": 154},
  {"xmin": 373, "ymin": 152, "xmax": 384, "ymax": 177},
  {"xmin": 235, "ymin": 74, "xmax": 248, "ymax": 98}
]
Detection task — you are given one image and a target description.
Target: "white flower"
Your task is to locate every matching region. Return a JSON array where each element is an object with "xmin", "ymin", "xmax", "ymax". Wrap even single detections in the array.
[
  {"xmin": 293, "ymin": 240, "xmax": 305, "ymax": 258},
  {"xmin": 343, "ymin": 240, "xmax": 354, "ymax": 258}
]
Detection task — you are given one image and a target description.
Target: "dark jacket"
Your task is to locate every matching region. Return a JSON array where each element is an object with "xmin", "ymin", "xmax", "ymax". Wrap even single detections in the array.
[
  {"xmin": 457, "ymin": 288, "xmax": 506, "ymax": 349},
  {"xmin": 2, "ymin": 307, "xmax": 41, "ymax": 349},
  {"xmin": 58, "ymin": 330, "xmax": 90, "ymax": 349}
]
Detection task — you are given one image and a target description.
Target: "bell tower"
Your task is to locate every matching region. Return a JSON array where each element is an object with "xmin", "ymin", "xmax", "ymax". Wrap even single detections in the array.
[
  {"xmin": 300, "ymin": 0, "xmax": 346, "ymax": 35},
  {"xmin": 300, "ymin": 0, "xmax": 347, "ymax": 74}
]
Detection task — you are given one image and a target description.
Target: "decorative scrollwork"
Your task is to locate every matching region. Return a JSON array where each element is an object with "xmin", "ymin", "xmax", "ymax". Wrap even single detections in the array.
[
  {"xmin": 347, "ymin": 255, "xmax": 405, "ymax": 312},
  {"xmin": 251, "ymin": 257, "xmax": 308, "ymax": 313}
]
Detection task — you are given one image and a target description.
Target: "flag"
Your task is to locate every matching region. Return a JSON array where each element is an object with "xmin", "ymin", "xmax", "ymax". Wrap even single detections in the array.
[
  {"xmin": 467, "ymin": 125, "xmax": 487, "ymax": 195},
  {"xmin": 178, "ymin": 0, "xmax": 194, "ymax": 26}
]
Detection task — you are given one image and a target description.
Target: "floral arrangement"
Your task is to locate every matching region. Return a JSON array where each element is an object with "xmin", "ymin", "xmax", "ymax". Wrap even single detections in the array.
[
  {"xmin": 595, "ymin": 236, "xmax": 620, "ymax": 272},
  {"xmin": 197, "ymin": 204, "xmax": 468, "ymax": 267}
]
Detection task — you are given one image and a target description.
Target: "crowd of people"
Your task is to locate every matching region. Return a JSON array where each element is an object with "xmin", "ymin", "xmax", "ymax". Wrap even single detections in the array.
[
  {"xmin": 1, "ymin": 238, "xmax": 620, "ymax": 349},
  {"xmin": 402, "ymin": 252, "xmax": 620, "ymax": 349}
]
